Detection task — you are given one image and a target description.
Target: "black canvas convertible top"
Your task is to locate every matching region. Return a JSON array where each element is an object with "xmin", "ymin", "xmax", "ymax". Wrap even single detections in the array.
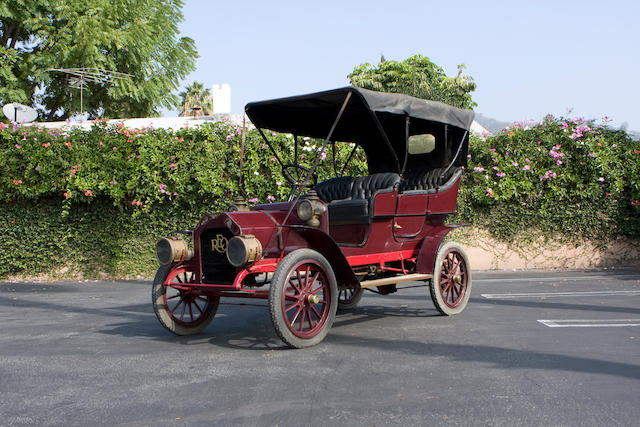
[{"xmin": 245, "ymin": 87, "xmax": 474, "ymax": 174}]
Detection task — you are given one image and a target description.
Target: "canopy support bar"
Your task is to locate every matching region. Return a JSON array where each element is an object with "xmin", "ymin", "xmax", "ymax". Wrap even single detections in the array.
[
  {"xmin": 440, "ymin": 130, "xmax": 468, "ymax": 182},
  {"xmin": 276, "ymin": 91, "xmax": 353, "ymax": 235}
]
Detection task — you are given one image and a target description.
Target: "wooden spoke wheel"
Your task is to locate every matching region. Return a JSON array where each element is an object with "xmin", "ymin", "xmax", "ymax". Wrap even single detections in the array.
[
  {"xmin": 429, "ymin": 241, "xmax": 472, "ymax": 316},
  {"xmin": 337, "ymin": 286, "xmax": 363, "ymax": 311},
  {"xmin": 152, "ymin": 265, "xmax": 220, "ymax": 335},
  {"xmin": 269, "ymin": 249, "xmax": 338, "ymax": 348}
]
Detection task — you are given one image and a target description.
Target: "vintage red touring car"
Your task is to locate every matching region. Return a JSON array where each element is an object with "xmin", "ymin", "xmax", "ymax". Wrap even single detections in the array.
[{"xmin": 152, "ymin": 87, "xmax": 474, "ymax": 348}]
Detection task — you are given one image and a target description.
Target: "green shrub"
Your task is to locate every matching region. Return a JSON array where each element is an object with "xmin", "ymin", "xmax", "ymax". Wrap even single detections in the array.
[
  {"xmin": 458, "ymin": 115, "xmax": 640, "ymax": 240},
  {"xmin": 0, "ymin": 116, "xmax": 638, "ymax": 279}
]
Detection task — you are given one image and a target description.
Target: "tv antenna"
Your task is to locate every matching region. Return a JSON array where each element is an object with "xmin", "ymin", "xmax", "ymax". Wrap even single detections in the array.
[
  {"xmin": 46, "ymin": 68, "xmax": 132, "ymax": 118},
  {"xmin": 2, "ymin": 103, "xmax": 38, "ymax": 123}
]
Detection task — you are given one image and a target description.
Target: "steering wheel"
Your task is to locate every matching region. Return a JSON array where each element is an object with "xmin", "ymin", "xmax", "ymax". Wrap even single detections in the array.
[{"xmin": 281, "ymin": 163, "xmax": 318, "ymax": 189}]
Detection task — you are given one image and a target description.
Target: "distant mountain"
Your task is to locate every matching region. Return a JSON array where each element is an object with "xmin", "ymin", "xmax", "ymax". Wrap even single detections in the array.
[{"xmin": 473, "ymin": 113, "xmax": 511, "ymax": 134}]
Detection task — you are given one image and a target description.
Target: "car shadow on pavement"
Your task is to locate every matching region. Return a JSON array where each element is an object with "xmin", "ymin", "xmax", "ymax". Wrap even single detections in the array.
[{"xmin": 325, "ymin": 332, "xmax": 640, "ymax": 381}]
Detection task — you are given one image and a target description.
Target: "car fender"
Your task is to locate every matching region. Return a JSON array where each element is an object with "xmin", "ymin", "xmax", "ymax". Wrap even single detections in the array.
[
  {"xmin": 416, "ymin": 224, "xmax": 470, "ymax": 274},
  {"xmin": 288, "ymin": 226, "xmax": 359, "ymax": 288}
]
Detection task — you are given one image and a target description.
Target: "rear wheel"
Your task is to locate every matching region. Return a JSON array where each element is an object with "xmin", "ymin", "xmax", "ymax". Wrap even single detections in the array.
[
  {"xmin": 269, "ymin": 249, "xmax": 338, "ymax": 348},
  {"xmin": 152, "ymin": 265, "xmax": 220, "ymax": 335},
  {"xmin": 337, "ymin": 286, "xmax": 363, "ymax": 311},
  {"xmin": 429, "ymin": 241, "xmax": 472, "ymax": 315}
]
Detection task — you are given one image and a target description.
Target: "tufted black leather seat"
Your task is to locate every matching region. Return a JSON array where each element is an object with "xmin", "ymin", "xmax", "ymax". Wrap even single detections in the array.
[
  {"xmin": 315, "ymin": 176, "xmax": 355, "ymax": 203},
  {"xmin": 315, "ymin": 173, "xmax": 401, "ymax": 225},
  {"xmin": 399, "ymin": 167, "xmax": 463, "ymax": 193}
]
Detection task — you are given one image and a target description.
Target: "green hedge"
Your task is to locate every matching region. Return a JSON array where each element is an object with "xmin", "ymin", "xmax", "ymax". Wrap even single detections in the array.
[{"xmin": 0, "ymin": 116, "xmax": 638, "ymax": 279}]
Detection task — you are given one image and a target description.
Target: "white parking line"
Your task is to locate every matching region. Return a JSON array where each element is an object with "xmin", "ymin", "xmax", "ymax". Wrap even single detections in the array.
[
  {"xmin": 474, "ymin": 274, "xmax": 640, "ymax": 283},
  {"xmin": 481, "ymin": 290, "xmax": 640, "ymax": 299},
  {"xmin": 538, "ymin": 319, "xmax": 640, "ymax": 328}
]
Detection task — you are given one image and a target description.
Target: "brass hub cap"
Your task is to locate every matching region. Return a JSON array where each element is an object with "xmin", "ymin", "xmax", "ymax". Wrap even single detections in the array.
[{"xmin": 307, "ymin": 294, "xmax": 320, "ymax": 305}]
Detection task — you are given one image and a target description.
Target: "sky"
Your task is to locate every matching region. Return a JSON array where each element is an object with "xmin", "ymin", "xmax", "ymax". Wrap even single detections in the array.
[{"xmin": 167, "ymin": 0, "xmax": 640, "ymax": 131}]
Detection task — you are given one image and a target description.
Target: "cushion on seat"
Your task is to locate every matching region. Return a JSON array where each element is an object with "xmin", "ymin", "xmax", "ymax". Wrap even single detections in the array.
[
  {"xmin": 351, "ymin": 173, "xmax": 401, "ymax": 199},
  {"xmin": 315, "ymin": 176, "xmax": 355, "ymax": 203},
  {"xmin": 315, "ymin": 173, "xmax": 400, "ymax": 225},
  {"xmin": 399, "ymin": 167, "xmax": 462, "ymax": 193}
]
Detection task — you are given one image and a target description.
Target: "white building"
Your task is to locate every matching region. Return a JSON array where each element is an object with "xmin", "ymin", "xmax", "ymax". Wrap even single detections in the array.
[{"xmin": 212, "ymin": 84, "xmax": 231, "ymax": 114}]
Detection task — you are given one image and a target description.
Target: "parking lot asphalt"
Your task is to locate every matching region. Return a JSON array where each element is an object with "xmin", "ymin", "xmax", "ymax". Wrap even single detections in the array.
[{"xmin": 1, "ymin": 268, "xmax": 640, "ymax": 426}]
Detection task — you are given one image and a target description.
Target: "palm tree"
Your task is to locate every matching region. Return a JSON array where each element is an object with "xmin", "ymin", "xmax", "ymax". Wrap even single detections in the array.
[{"xmin": 178, "ymin": 81, "xmax": 213, "ymax": 116}]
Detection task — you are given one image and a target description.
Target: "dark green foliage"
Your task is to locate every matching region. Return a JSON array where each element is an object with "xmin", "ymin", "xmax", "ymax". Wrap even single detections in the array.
[
  {"xmin": 348, "ymin": 55, "xmax": 477, "ymax": 110},
  {"xmin": 0, "ymin": 0, "xmax": 196, "ymax": 120},
  {"xmin": 457, "ymin": 116, "xmax": 640, "ymax": 241}
]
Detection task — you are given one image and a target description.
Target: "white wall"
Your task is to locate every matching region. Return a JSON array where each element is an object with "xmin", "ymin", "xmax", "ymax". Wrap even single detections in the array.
[{"xmin": 211, "ymin": 84, "xmax": 231, "ymax": 114}]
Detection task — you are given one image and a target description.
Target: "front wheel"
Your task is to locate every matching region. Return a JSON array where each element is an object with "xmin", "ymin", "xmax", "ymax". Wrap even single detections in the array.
[
  {"xmin": 429, "ymin": 241, "xmax": 472, "ymax": 316},
  {"xmin": 269, "ymin": 249, "xmax": 338, "ymax": 348},
  {"xmin": 152, "ymin": 265, "xmax": 220, "ymax": 335}
]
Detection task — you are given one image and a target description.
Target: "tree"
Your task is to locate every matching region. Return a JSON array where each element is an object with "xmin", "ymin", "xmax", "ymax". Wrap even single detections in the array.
[
  {"xmin": 0, "ymin": 0, "xmax": 197, "ymax": 120},
  {"xmin": 348, "ymin": 54, "xmax": 477, "ymax": 110},
  {"xmin": 178, "ymin": 81, "xmax": 213, "ymax": 116}
]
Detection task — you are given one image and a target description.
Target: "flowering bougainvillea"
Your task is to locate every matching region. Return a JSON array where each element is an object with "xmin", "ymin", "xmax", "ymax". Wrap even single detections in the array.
[{"xmin": 460, "ymin": 115, "xmax": 640, "ymax": 239}]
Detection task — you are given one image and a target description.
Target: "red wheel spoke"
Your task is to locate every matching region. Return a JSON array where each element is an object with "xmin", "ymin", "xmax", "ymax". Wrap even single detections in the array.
[
  {"xmin": 167, "ymin": 294, "xmax": 180, "ymax": 300},
  {"xmin": 196, "ymin": 296, "xmax": 208, "ymax": 303},
  {"xmin": 193, "ymin": 300, "xmax": 203, "ymax": 315},
  {"xmin": 303, "ymin": 264, "xmax": 310, "ymax": 289},
  {"xmin": 285, "ymin": 301, "xmax": 300, "ymax": 312},
  {"xmin": 172, "ymin": 298, "xmax": 183, "ymax": 312},
  {"xmin": 307, "ymin": 309, "xmax": 314, "ymax": 330},
  {"xmin": 288, "ymin": 278, "xmax": 301, "ymax": 293},
  {"xmin": 296, "ymin": 269, "xmax": 304, "ymax": 291},
  {"xmin": 299, "ymin": 309, "xmax": 306, "ymax": 331},
  {"xmin": 310, "ymin": 305, "xmax": 322, "ymax": 319},
  {"xmin": 290, "ymin": 306, "xmax": 303, "ymax": 326},
  {"xmin": 179, "ymin": 300, "xmax": 187, "ymax": 320},
  {"xmin": 188, "ymin": 302, "xmax": 194, "ymax": 321},
  {"xmin": 307, "ymin": 271, "xmax": 320, "ymax": 291}
]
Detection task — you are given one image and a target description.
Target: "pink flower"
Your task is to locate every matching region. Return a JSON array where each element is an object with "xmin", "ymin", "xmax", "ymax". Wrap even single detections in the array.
[
  {"xmin": 112, "ymin": 146, "xmax": 117, "ymax": 150},
  {"xmin": 492, "ymin": 166, "xmax": 499, "ymax": 171},
  {"xmin": 63, "ymin": 192, "xmax": 70, "ymax": 199},
  {"xmin": 556, "ymin": 160, "xmax": 563, "ymax": 165},
  {"xmin": 270, "ymin": 157, "xmax": 276, "ymax": 163},
  {"xmin": 320, "ymin": 152, "xmax": 327, "ymax": 160},
  {"xmin": 131, "ymin": 200, "xmax": 142, "ymax": 206},
  {"xmin": 84, "ymin": 190, "xmax": 93, "ymax": 197},
  {"xmin": 486, "ymin": 188, "xmax": 494, "ymax": 197},
  {"xmin": 99, "ymin": 141, "xmax": 104, "ymax": 146},
  {"xmin": 490, "ymin": 148, "xmax": 496, "ymax": 152},
  {"xmin": 13, "ymin": 179, "xmax": 22, "ymax": 185},
  {"xmin": 267, "ymin": 195, "xmax": 275, "ymax": 202},
  {"xmin": 598, "ymin": 177, "xmax": 605, "ymax": 182},
  {"xmin": 70, "ymin": 169, "xmax": 77, "ymax": 175},
  {"xmin": 169, "ymin": 163, "xmax": 177, "ymax": 169},
  {"xmin": 522, "ymin": 165, "xmax": 530, "ymax": 171},
  {"xmin": 249, "ymin": 198, "xmax": 259, "ymax": 203},
  {"xmin": 65, "ymin": 141, "xmax": 71, "ymax": 147},
  {"xmin": 473, "ymin": 167, "xmax": 485, "ymax": 172},
  {"xmin": 525, "ymin": 158, "xmax": 530, "ymax": 163},
  {"xmin": 110, "ymin": 180, "xmax": 117, "ymax": 185},
  {"xmin": 512, "ymin": 162, "xmax": 519, "ymax": 167},
  {"xmin": 496, "ymin": 172, "xmax": 506, "ymax": 177},
  {"xmin": 42, "ymin": 143, "xmax": 51, "ymax": 148},
  {"xmin": 276, "ymin": 181, "xmax": 282, "ymax": 186},
  {"xmin": 15, "ymin": 144, "xmax": 20, "ymax": 149}
]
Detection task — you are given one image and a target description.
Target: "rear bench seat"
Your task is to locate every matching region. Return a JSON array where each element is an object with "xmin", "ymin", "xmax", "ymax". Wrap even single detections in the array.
[
  {"xmin": 315, "ymin": 173, "xmax": 400, "ymax": 225},
  {"xmin": 399, "ymin": 167, "xmax": 463, "ymax": 194}
]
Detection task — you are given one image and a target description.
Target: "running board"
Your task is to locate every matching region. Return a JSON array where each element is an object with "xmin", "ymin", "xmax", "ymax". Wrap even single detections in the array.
[{"xmin": 359, "ymin": 273, "xmax": 433, "ymax": 289}]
